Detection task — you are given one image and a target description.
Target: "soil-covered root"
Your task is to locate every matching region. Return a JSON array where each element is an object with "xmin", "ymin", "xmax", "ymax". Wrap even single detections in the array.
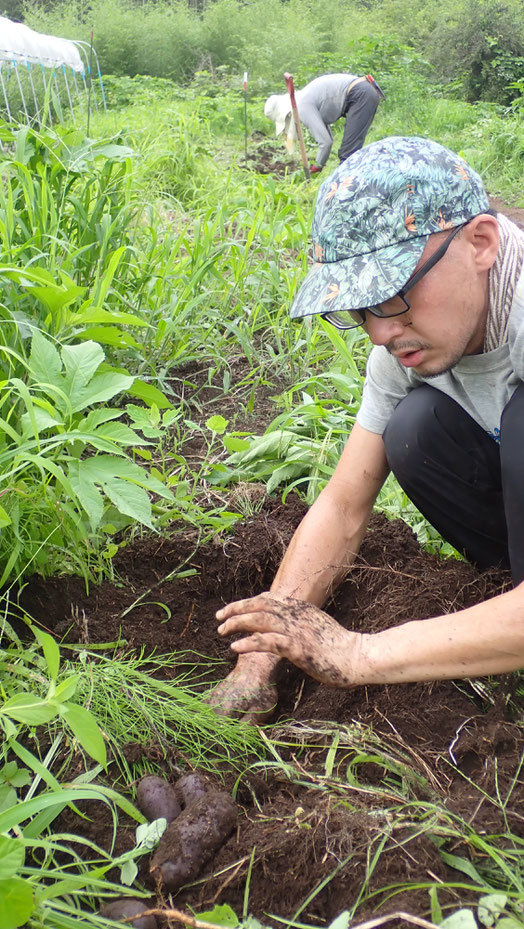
[
  {"xmin": 175, "ymin": 772, "xmax": 209, "ymax": 809},
  {"xmin": 99, "ymin": 898, "xmax": 158, "ymax": 928},
  {"xmin": 137, "ymin": 775, "xmax": 181, "ymax": 824},
  {"xmin": 150, "ymin": 791, "xmax": 237, "ymax": 892}
]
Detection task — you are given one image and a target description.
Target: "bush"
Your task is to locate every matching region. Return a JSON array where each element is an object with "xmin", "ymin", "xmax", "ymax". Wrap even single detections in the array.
[{"xmin": 426, "ymin": 0, "xmax": 524, "ymax": 103}]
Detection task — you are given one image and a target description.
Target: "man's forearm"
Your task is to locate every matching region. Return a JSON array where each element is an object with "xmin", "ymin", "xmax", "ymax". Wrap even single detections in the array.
[
  {"xmin": 358, "ymin": 583, "xmax": 524, "ymax": 683},
  {"xmin": 270, "ymin": 490, "xmax": 372, "ymax": 605},
  {"xmin": 271, "ymin": 425, "xmax": 389, "ymax": 605}
]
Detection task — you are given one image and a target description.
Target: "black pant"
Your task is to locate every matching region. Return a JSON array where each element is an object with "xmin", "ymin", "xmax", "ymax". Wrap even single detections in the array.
[
  {"xmin": 382, "ymin": 384, "xmax": 524, "ymax": 585},
  {"xmin": 338, "ymin": 81, "xmax": 380, "ymax": 162}
]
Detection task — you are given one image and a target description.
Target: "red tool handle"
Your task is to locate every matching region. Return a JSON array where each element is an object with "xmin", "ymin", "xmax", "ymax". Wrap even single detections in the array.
[
  {"xmin": 284, "ymin": 72, "xmax": 297, "ymax": 107},
  {"xmin": 283, "ymin": 72, "xmax": 310, "ymax": 180}
]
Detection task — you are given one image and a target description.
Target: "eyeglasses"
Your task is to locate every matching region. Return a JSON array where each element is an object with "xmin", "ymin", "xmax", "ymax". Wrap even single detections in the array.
[{"xmin": 322, "ymin": 222, "xmax": 468, "ymax": 330}]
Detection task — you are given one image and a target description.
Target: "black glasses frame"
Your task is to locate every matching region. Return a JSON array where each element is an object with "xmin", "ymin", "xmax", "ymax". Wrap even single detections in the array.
[{"xmin": 322, "ymin": 221, "xmax": 469, "ymax": 331}]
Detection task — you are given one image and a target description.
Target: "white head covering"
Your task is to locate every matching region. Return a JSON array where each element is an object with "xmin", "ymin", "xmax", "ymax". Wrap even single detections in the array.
[
  {"xmin": 264, "ymin": 93, "xmax": 297, "ymax": 152},
  {"xmin": 264, "ymin": 93, "xmax": 291, "ymax": 135}
]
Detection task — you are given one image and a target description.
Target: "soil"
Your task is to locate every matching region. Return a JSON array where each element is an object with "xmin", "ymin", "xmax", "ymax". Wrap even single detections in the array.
[
  {"xmin": 14, "ymin": 196, "xmax": 524, "ymax": 927},
  {"xmin": 19, "ymin": 503, "xmax": 523, "ymax": 927}
]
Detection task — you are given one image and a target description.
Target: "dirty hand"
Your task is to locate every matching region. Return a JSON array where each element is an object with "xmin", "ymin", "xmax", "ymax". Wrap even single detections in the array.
[
  {"xmin": 217, "ymin": 594, "xmax": 362, "ymax": 688},
  {"xmin": 205, "ymin": 656, "xmax": 278, "ymax": 723},
  {"xmin": 310, "ymin": 164, "xmax": 323, "ymax": 174}
]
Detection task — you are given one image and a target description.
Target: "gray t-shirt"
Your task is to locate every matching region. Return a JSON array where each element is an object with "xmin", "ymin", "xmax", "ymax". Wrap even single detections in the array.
[
  {"xmin": 296, "ymin": 73, "xmax": 358, "ymax": 167},
  {"xmin": 356, "ymin": 267, "xmax": 524, "ymax": 442}
]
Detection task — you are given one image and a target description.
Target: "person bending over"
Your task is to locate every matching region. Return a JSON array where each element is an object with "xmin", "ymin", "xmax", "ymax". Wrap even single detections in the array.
[
  {"xmin": 208, "ymin": 136, "xmax": 524, "ymax": 721},
  {"xmin": 264, "ymin": 72, "xmax": 383, "ymax": 173}
]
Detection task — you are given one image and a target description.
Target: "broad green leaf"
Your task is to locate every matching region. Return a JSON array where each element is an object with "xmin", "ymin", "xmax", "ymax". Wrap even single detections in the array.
[
  {"xmin": 196, "ymin": 904, "xmax": 239, "ymax": 927},
  {"xmin": 0, "ymin": 877, "xmax": 34, "ymax": 929},
  {"xmin": 79, "ymin": 408, "xmax": 123, "ymax": 429},
  {"xmin": 126, "ymin": 404, "xmax": 156, "ymax": 428},
  {"xmin": 21, "ymin": 408, "xmax": 62, "ymax": 436},
  {"xmin": 102, "ymin": 478, "xmax": 153, "ymax": 528},
  {"xmin": 31, "ymin": 626, "xmax": 60, "ymax": 681},
  {"xmin": 8, "ymin": 769, "xmax": 30, "ymax": 788},
  {"xmin": 79, "ymin": 455, "xmax": 173, "ymax": 499},
  {"xmin": 61, "ymin": 341, "xmax": 104, "ymax": 398},
  {"xmin": 478, "ymin": 894, "xmax": 507, "ymax": 927},
  {"xmin": 0, "ymin": 836, "xmax": 24, "ymax": 880},
  {"xmin": 136, "ymin": 817, "xmax": 167, "ymax": 848},
  {"xmin": 0, "ymin": 785, "xmax": 16, "ymax": 814},
  {"xmin": 70, "ymin": 371, "xmax": 134, "ymax": 412},
  {"xmin": 68, "ymin": 463, "xmax": 105, "ymax": 528},
  {"xmin": 58, "ymin": 703, "xmax": 107, "ymax": 766},
  {"xmin": 1, "ymin": 693, "xmax": 58, "ymax": 725},
  {"xmin": 92, "ymin": 421, "xmax": 146, "ymax": 446},
  {"xmin": 223, "ymin": 436, "xmax": 251, "ymax": 453},
  {"xmin": 327, "ymin": 913, "xmax": 350, "ymax": 929},
  {"xmin": 206, "ymin": 415, "xmax": 228, "ymax": 434},
  {"xmin": 120, "ymin": 858, "xmax": 138, "ymax": 886},
  {"xmin": 78, "ymin": 326, "xmax": 141, "ymax": 349},
  {"xmin": 441, "ymin": 910, "xmax": 478, "ymax": 929},
  {"xmin": 495, "ymin": 919, "xmax": 524, "ymax": 928},
  {"xmin": 91, "ymin": 142, "xmax": 134, "ymax": 159},
  {"xmin": 227, "ymin": 430, "xmax": 295, "ymax": 465},
  {"xmin": 29, "ymin": 330, "xmax": 61, "ymax": 384},
  {"xmin": 68, "ymin": 306, "xmax": 146, "ymax": 327},
  {"xmin": 128, "ymin": 379, "xmax": 172, "ymax": 409},
  {"xmin": 0, "ymin": 504, "xmax": 11, "ymax": 529},
  {"xmin": 28, "ymin": 281, "xmax": 84, "ymax": 313},
  {"xmin": 267, "ymin": 463, "xmax": 303, "ymax": 493},
  {"xmin": 52, "ymin": 675, "xmax": 79, "ymax": 703},
  {"xmin": 243, "ymin": 918, "xmax": 264, "ymax": 929},
  {"xmin": 0, "ymin": 763, "xmax": 22, "ymax": 785}
]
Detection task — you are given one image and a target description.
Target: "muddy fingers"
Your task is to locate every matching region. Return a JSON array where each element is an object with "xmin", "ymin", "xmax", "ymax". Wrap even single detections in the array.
[{"xmin": 218, "ymin": 594, "xmax": 362, "ymax": 687}]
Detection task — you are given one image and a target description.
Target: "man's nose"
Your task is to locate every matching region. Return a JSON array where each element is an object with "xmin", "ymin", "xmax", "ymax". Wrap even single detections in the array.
[{"xmin": 365, "ymin": 312, "xmax": 411, "ymax": 346}]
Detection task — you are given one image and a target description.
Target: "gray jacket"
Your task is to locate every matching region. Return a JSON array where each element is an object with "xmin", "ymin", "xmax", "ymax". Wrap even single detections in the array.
[{"xmin": 296, "ymin": 73, "xmax": 358, "ymax": 167}]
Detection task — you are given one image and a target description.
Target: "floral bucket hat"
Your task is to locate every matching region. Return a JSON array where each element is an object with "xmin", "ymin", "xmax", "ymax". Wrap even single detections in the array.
[{"xmin": 290, "ymin": 136, "xmax": 490, "ymax": 320}]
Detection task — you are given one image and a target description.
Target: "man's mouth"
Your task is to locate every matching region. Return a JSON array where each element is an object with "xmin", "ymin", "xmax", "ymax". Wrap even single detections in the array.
[
  {"xmin": 387, "ymin": 341, "xmax": 429, "ymax": 368},
  {"xmin": 395, "ymin": 348, "xmax": 425, "ymax": 368}
]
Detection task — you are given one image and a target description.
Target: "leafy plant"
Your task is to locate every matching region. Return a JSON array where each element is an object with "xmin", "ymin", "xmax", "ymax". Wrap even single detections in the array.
[{"xmin": 0, "ymin": 330, "xmax": 174, "ymax": 583}]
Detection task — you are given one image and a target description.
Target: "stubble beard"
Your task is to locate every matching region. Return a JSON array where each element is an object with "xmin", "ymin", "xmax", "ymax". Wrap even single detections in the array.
[{"xmin": 386, "ymin": 341, "xmax": 469, "ymax": 378}]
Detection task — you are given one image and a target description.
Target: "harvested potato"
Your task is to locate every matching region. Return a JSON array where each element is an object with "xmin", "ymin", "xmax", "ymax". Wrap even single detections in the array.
[
  {"xmin": 175, "ymin": 771, "xmax": 209, "ymax": 808},
  {"xmin": 150, "ymin": 790, "xmax": 237, "ymax": 891},
  {"xmin": 99, "ymin": 898, "xmax": 157, "ymax": 928},
  {"xmin": 136, "ymin": 775, "xmax": 181, "ymax": 824}
]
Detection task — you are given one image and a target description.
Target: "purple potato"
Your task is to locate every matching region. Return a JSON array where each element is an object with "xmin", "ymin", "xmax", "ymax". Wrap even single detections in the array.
[
  {"xmin": 150, "ymin": 790, "xmax": 237, "ymax": 891},
  {"xmin": 99, "ymin": 898, "xmax": 157, "ymax": 928},
  {"xmin": 175, "ymin": 771, "xmax": 209, "ymax": 808},
  {"xmin": 136, "ymin": 775, "xmax": 181, "ymax": 824}
]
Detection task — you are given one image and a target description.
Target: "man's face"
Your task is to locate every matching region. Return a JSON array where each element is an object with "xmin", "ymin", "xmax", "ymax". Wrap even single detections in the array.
[{"xmin": 362, "ymin": 217, "xmax": 498, "ymax": 377}]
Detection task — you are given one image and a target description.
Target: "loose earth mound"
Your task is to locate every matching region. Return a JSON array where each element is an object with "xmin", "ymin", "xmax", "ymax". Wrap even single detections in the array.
[{"xmin": 20, "ymin": 499, "xmax": 523, "ymax": 926}]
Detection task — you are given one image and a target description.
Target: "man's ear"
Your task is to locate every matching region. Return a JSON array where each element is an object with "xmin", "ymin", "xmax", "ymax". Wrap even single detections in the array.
[{"xmin": 463, "ymin": 213, "xmax": 500, "ymax": 272}]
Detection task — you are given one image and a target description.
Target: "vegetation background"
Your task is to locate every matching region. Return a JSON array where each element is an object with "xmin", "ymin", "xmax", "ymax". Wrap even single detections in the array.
[{"xmin": 0, "ymin": 2, "xmax": 523, "ymax": 928}]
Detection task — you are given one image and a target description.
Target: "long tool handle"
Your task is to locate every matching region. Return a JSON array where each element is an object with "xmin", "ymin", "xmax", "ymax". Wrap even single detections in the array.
[{"xmin": 284, "ymin": 72, "xmax": 310, "ymax": 181}]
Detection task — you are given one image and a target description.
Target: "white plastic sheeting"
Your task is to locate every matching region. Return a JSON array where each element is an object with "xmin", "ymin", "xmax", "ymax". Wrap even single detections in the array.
[{"xmin": 0, "ymin": 16, "xmax": 84, "ymax": 72}]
